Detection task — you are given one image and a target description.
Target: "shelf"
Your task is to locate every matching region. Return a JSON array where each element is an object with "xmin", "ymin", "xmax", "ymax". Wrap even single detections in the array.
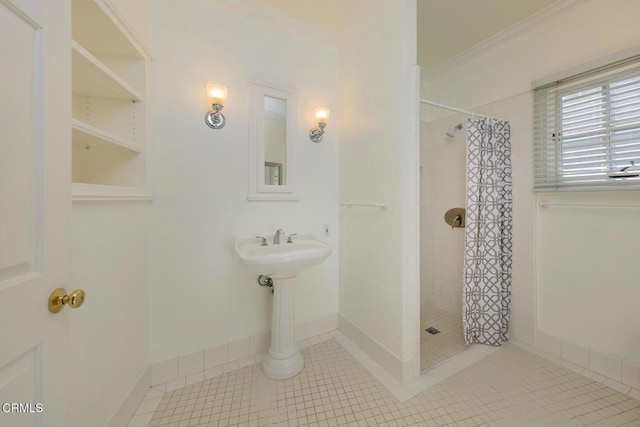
[
  {"xmin": 72, "ymin": 0, "xmax": 147, "ymax": 59},
  {"xmin": 72, "ymin": 41, "xmax": 142, "ymax": 101},
  {"xmin": 72, "ymin": 119, "xmax": 141, "ymax": 153},
  {"xmin": 72, "ymin": 183, "xmax": 152, "ymax": 202},
  {"xmin": 71, "ymin": 0, "xmax": 149, "ymax": 193}
]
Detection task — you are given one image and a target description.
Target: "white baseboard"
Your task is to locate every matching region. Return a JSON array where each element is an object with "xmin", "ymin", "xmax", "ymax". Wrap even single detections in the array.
[
  {"xmin": 512, "ymin": 329, "xmax": 640, "ymax": 400},
  {"xmin": 337, "ymin": 314, "xmax": 412, "ymax": 383},
  {"xmin": 115, "ymin": 314, "xmax": 338, "ymax": 426},
  {"xmin": 105, "ymin": 367, "xmax": 150, "ymax": 427},
  {"xmin": 148, "ymin": 313, "xmax": 339, "ymax": 390},
  {"xmin": 332, "ymin": 325, "xmax": 498, "ymax": 403}
]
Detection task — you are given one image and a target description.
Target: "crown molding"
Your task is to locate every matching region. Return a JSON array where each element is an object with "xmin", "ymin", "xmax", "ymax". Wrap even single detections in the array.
[
  {"xmin": 423, "ymin": 0, "xmax": 591, "ymax": 80},
  {"xmin": 207, "ymin": 0, "xmax": 336, "ymax": 47},
  {"xmin": 101, "ymin": 0, "xmax": 154, "ymax": 60}
]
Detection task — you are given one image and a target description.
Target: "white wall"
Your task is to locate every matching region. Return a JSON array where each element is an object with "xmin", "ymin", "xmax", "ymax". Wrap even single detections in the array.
[
  {"xmin": 422, "ymin": 0, "xmax": 640, "ymax": 361},
  {"xmin": 70, "ymin": 203, "xmax": 149, "ymax": 427},
  {"xmin": 338, "ymin": 0, "xmax": 417, "ymax": 379},
  {"xmin": 69, "ymin": 3, "xmax": 151, "ymax": 426},
  {"xmin": 148, "ymin": 0, "xmax": 340, "ymax": 363},
  {"xmin": 420, "ymin": 115, "xmax": 466, "ymax": 312},
  {"xmin": 422, "ymin": 0, "xmax": 640, "ymax": 120},
  {"xmin": 537, "ymin": 191, "xmax": 640, "ymax": 362}
]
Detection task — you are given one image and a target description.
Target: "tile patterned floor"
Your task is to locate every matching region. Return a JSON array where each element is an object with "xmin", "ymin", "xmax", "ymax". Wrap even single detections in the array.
[
  {"xmin": 421, "ymin": 302, "xmax": 469, "ymax": 372},
  {"xmin": 144, "ymin": 339, "xmax": 640, "ymax": 426}
]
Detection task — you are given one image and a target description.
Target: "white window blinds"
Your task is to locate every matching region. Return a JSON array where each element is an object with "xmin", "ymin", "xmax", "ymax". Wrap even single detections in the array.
[{"xmin": 534, "ymin": 57, "xmax": 640, "ymax": 190}]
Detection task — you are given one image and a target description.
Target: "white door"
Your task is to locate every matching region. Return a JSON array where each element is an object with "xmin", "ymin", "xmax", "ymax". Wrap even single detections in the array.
[{"xmin": 0, "ymin": 0, "xmax": 71, "ymax": 426}]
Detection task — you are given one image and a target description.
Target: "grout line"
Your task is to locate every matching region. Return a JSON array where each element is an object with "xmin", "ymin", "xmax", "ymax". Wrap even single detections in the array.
[
  {"xmin": 334, "ymin": 329, "xmax": 498, "ymax": 403},
  {"xmin": 126, "ymin": 412, "xmax": 154, "ymax": 427},
  {"xmin": 128, "ymin": 328, "xmax": 339, "ymax": 425},
  {"xmin": 511, "ymin": 339, "xmax": 640, "ymax": 400},
  {"xmin": 396, "ymin": 344, "xmax": 498, "ymax": 402},
  {"xmin": 132, "ymin": 331, "xmax": 640, "ymax": 426}
]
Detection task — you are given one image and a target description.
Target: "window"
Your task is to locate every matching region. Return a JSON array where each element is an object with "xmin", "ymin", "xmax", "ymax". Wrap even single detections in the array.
[{"xmin": 534, "ymin": 57, "xmax": 640, "ymax": 190}]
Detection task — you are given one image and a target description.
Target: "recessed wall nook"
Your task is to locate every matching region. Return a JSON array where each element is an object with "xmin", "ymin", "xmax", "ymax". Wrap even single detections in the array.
[{"xmin": 71, "ymin": 0, "xmax": 152, "ymax": 200}]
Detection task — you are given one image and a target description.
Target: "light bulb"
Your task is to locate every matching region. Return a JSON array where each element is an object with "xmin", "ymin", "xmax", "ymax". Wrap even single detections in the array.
[{"xmin": 207, "ymin": 83, "xmax": 227, "ymax": 107}]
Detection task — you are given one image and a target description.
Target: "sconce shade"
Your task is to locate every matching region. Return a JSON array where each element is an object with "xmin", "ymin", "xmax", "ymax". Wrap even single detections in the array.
[
  {"xmin": 314, "ymin": 107, "xmax": 330, "ymax": 124},
  {"xmin": 207, "ymin": 83, "xmax": 228, "ymax": 106},
  {"xmin": 309, "ymin": 106, "xmax": 330, "ymax": 143},
  {"xmin": 205, "ymin": 83, "xmax": 227, "ymax": 129}
]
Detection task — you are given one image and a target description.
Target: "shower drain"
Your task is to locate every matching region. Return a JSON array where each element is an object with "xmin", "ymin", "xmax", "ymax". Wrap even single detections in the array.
[{"xmin": 425, "ymin": 327, "xmax": 440, "ymax": 335}]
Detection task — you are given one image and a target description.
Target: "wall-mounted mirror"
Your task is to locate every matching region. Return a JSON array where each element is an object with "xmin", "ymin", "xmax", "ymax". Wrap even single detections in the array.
[
  {"xmin": 248, "ymin": 82, "xmax": 298, "ymax": 200},
  {"xmin": 264, "ymin": 96, "xmax": 286, "ymax": 186},
  {"xmin": 264, "ymin": 161, "xmax": 283, "ymax": 185}
]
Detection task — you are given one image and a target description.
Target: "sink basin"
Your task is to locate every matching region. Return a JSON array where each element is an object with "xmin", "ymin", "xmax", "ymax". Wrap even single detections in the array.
[{"xmin": 235, "ymin": 235, "xmax": 331, "ymax": 279}]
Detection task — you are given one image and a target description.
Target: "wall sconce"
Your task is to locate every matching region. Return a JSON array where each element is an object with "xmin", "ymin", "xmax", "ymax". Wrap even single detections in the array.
[
  {"xmin": 205, "ymin": 83, "xmax": 228, "ymax": 129},
  {"xmin": 309, "ymin": 107, "xmax": 330, "ymax": 143}
]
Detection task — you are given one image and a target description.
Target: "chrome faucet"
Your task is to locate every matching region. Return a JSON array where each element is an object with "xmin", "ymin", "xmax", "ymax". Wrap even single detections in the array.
[{"xmin": 273, "ymin": 228, "xmax": 285, "ymax": 244}]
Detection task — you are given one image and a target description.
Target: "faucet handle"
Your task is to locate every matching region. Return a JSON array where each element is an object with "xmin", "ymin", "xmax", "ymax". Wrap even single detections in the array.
[
  {"xmin": 286, "ymin": 233, "xmax": 298, "ymax": 243},
  {"xmin": 255, "ymin": 236, "xmax": 268, "ymax": 246}
]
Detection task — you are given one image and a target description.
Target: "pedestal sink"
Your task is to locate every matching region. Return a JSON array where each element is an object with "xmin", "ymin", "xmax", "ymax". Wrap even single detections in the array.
[{"xmin": 235, "ymin": 235, "xmax": 331, "ymax": 379}]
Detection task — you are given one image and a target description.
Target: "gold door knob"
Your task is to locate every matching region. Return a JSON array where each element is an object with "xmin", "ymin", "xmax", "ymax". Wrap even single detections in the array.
[{"xmin": 48, "ymin": 288, "xmax": 86, "ymax": 313}]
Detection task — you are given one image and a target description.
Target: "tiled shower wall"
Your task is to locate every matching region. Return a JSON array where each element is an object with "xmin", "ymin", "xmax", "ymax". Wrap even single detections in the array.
[
  {"xmin": 420, "ymin": 92, "xmax": 535, "ymax": 345},
  {"xmin": 420, "ymin": 114, "xmax": 467, "ymax": 313}
]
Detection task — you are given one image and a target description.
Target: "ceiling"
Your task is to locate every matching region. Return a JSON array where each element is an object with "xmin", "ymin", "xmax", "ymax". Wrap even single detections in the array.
[
  {"xmin": 252, "ymin": 0, "xmax": 559, "ymax": 69},
  {"xmin": 417, "ymin": 0, "xmax": 558, "ymax": 69},
  {"xmin": 253, "ymin": 0, "xmax": 365, "ymax": 34}
]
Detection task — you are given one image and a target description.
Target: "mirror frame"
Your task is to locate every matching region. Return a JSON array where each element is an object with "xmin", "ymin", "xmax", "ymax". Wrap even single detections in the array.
[{"xmin": 248, "ymin": 82, "xmax": 299, "ymax": 200}]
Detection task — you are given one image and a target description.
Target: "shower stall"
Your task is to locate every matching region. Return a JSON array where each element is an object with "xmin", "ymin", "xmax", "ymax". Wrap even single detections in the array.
[
  {"xmin": 420, "ymin": 112, "xmax": 469, "ymax": 371},
  {"xmin": 420, "ymin": 101, "xmax": 513, "ymax": 372}
]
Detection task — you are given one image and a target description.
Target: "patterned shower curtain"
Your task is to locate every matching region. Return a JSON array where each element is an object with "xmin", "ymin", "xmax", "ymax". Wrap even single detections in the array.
[{"xmin": 463, "ymin": 118, "xmax": 513, "ymax": 346}]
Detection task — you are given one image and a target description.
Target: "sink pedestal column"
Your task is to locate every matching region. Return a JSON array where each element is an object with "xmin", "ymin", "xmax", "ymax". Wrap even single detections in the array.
[{"xmin": 263, "ymin": 279, "xmax": 304, "ymax": 379}]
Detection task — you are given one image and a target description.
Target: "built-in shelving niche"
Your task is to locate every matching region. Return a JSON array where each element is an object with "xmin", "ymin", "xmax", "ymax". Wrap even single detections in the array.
[{"xmin": 71, "ymin": 0, "xmax": 150, "ymax": 199}]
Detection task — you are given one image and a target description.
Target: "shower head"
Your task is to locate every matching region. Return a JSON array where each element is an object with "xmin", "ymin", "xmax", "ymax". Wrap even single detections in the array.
[{"xmin": 446, "ymin": 123, "xmax": 463, "ymax": 137}]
